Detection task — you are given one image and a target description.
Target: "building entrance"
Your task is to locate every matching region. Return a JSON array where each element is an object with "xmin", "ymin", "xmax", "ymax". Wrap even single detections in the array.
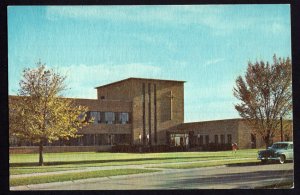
[{"xmin": 170, "ymin": 133, "xmax": 189, "ymax": 147}]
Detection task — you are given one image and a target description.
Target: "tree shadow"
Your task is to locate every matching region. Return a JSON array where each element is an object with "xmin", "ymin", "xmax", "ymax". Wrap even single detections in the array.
[{"xmin": 226, "ymin": 161, "xmax": 294, "ymax": 167}]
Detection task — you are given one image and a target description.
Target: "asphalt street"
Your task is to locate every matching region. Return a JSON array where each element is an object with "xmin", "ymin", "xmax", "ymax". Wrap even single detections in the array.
[{"xmin": 12, "ymin": 162, "xmax": 293, "ymax": 190}]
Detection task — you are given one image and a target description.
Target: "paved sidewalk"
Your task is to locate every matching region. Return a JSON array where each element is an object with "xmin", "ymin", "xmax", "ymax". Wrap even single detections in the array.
[{"xmin": 10, "ymin": 157, "xmax": 255, "ymax": 179}]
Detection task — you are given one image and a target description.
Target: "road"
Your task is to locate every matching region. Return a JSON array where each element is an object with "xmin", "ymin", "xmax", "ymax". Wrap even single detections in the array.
[{"xmin": 16, "ymin": 162, "xmax": 293, "ymax": 190}]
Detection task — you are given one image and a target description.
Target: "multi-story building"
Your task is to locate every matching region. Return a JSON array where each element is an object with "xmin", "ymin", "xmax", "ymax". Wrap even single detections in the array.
[
  {"xmin": 9, "ymin": 77, "xmax": 293, "ymax": 151},
  {"xmin": 73, "ymin": 77, "xmax": 185, "ymax": 147}
]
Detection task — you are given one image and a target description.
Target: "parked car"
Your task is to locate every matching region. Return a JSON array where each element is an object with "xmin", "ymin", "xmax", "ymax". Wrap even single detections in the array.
[{"xmin": 257, "ymin": 141, "xmax": 293, "ymax": 164}]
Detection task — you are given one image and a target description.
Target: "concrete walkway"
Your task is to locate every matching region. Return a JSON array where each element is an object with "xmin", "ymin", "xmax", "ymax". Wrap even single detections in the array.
[{"xmin": 10, "ymin": 157, "xmax": 254, "ymax": 179}]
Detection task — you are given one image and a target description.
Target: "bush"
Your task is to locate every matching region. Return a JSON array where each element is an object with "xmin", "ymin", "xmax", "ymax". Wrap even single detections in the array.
[
  {"xmin": 202, "ymin": 143, "xmax": 232, "ymax": 151},
  {"xmin": 111, "ymin": 145, "xmax": 138, "ymax": 152},
  {"xmin": 111, "ymin": 143, "xmax": 232, "ymax": 153},
  {"xmin": 111, "ymin": 145, "xmax": 173, "ymax": 153}
]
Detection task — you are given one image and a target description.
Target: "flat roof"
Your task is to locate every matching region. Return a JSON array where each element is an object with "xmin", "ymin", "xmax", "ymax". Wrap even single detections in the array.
[{"xmin": 95, "ymin": 77, "xmax": 186, "ymax": 89}]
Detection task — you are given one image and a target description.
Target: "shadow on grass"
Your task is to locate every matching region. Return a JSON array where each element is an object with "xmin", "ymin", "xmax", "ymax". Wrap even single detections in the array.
[
  {"xmin": 226, "ymin": 160, "xmax": 294, "ymax": 167},
  {"xmin": 10, "ymin": 155, "xmax": 230, "ymax": 167}
]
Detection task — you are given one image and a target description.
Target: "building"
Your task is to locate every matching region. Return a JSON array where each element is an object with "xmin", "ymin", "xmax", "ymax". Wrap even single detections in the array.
[
  {"xmin": 9, "ymin": 77, "xmax": 293, "ymax": 151},
  {"xmin": 167, "ymin": 119, "xmax": 263, "ymax": 149},
  {"xmin": 10, "ymin": 78, "xmax": 184, "ymax": 150},
  {"xmin": 73, "ymin": 77, "xmax": 184, "ymax": 147}
]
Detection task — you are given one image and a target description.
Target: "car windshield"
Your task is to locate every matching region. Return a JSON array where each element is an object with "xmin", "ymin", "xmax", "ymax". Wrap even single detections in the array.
[{"xmin": 271, "ymin": 143, "xmax": 288, "ymax": 149}]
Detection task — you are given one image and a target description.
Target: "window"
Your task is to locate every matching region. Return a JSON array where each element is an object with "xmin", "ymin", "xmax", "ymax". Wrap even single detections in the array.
[
  {"xmin": 105, "ymin": 112, "xmax": 115, "ymax": 124},
  {"xmin": 205, "ymin": 135, "xmax": 209, "ymax": 144},
  {"xmin": 160, "ymin": 91, "xmax": 172, "ymax": 121},
  {"xmin": 227, "ymin": 134, "xmax": 232, "ymax": 144},
  {"xmin": 82, "ymin": 134, "xmax": 95, "ymax": 146},
  {"xmin": 114, "ymin": 134, "xmax": 131, "ymax": 145},
  {"xmin": 119, "ymin": 112, "xmax": 129, "ymax": 124},
  {"xmin": 100, "ymin": 112, "xmax": 105, "ymax": 123},
  {"xmin": 77, "ymin": 112, "xmax": 86, "ymax": 121},
  {"xmin": 90, "ymin": 111, "xmax": 100, "ymax": 124},
  {"xmin": 220, "ymin": 134, "xmax": 225, "ymax": 144},
  {"xmin": 199, "ymin": 135, "xmax": 203, "ymax": 145},
  {"xmin": 214, "ymin": 135, "xmax": 218, "ymax": 144}
]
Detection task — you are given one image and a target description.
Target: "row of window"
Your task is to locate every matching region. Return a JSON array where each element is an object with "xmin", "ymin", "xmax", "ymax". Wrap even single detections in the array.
[
  {"xmin": 9, "ymin": 134, "xmax": 131, "ymax": 147},
  {"xmin": 77, "ymin": 134, "xmax": 131, "ymax": 146},
  {"xmin": 169, "ymin": 133, "xmax": 233, "ymax": 147},
  {"xmin": 86, "ymin": 111, "xmax": 131, "ymax": 124},
  {"xmin": 197, "ymin": 134, "xmax": 232, "ymax": 145}
]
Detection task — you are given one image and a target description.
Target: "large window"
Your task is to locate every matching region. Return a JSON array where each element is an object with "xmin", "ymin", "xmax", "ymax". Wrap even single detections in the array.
[
  {"xmin": 220, "ymin": 134, "xmax": 225, "ymax": 144},
  {"xmin": 214, "ymin": 135, "xmax": 218, "ymax": 144},
  {"xmin": 87, "ymin": 111, "xmax": 130, "ymax": 124},
  {"xmin": 227, "ymin": 134, "xmax": 232, "ymax": 144},
  {"xmin": 160, "ymin": 91, "xmax": 172, "ymax": 121},
  {"xmin": 105, "ymin": 112, "xmax": 115, "ymax": 124},
  {"xmin": 77, "ymin": 112, "xmax": 86, "ymax": 121},
  {"xmin": 198, "ymin": 134, "xmax": 203, "ymax": 145},
  {"xmin": 205, "ymin": 135, "xmax": 209, "ymax": 144},
  {"xmin": 119, "ymin": 112, "xmax": 129, "ymax": 124},
  {"xmin": 90, "ymin": 111, "xmax": 100, "ymax": 124},
  {"xmin": 82, "ymin": 134, "xmax": 94, "ymax": 145}
]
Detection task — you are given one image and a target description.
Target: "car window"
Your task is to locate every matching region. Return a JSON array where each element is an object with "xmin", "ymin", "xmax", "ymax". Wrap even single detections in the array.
[
  {"xmin": 272, "ymin": 143, "xmax": 288, "ymax": 149},
  {"xmin": 289, "ymin": 144, "xmax": 293, "ymax": 149}
]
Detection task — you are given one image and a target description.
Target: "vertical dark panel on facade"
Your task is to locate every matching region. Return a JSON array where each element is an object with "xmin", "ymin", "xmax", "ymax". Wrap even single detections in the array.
[
  {"xmin": 154, "ymin": 84, "xmax": 157, "ymax": 144},
  {"xmin": 148, "ymin": 83, "xmax": 152, "ymax": 146},
  {"xmin": 142, "ymin": 83, "xmax": 146, "ymax": 145}
]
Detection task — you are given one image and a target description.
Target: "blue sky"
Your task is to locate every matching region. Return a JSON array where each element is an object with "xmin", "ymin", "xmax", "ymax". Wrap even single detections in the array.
[{"xmin": 8, "ymin": 5, "xmax": 291, "ymax": 122}]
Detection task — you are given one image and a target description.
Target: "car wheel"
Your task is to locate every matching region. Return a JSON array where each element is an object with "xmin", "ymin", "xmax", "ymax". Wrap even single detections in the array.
[{"xmin": 279, "ymin": 155, "xmax": 285, "ymax": 164}]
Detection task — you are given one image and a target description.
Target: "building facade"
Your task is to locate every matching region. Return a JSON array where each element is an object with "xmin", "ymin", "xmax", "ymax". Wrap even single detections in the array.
[
  {"xmin": 167, "ymin": 119, "xmax": 265, "ymax": 149},
  {"xmin": 74, "ymin": 77, "xmax": 184, "ymax": 147},
  {"xmin": 9, "ymin": 77, "xmax": 293, "ymax": 150}
]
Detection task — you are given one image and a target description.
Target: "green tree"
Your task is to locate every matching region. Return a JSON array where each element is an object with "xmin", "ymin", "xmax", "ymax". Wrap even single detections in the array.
[
  {"xmin": 9, "ymin": 61, "xmax": 89, "ymax": 165},
  {"xmin": 233, "ymin": 55, "xmax": 292, "ymax": 148}
]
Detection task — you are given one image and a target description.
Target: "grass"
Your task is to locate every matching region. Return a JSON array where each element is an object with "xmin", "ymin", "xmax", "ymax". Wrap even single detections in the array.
[
  {"xmin": 10, "ymin": 149, "xmax": 260, "ymax": 173},
  {"xmin": 10, "ymin": 149, "xmax": 260, "ymax": 175},
  {"xmin": 10, "ymin": 167, "xmax": 80, "ymax": 175},
  {"xmin": 9, "ymin": 150, "xmax": 262, "ymax": 187},
  {"xmin": 10, "ymin": 149, "xmax": 260, "ymax": 164},
  {"xmin": 10, "ymin": 168, "xmax": 159, "ymax": 187}
]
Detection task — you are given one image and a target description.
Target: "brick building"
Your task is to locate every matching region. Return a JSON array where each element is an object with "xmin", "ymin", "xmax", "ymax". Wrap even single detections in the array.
[
  {"xmin": 167, "ymin": 119, "xmax": 265, "ymax": 149},
  {"xmin": 9, "ymin": 77, "xmax": 293, "ymax": 151},
  {"xmin": 74, "ymin": 77, "xmax": 184, "ymax": 147}
]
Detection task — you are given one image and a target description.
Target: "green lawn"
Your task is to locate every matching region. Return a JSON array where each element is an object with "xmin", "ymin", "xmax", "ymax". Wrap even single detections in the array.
[
  {"xmin": 10, "ymin": 149, "xmax": 260, "ymax": 164},
  {"xmin": 10, "ymin": 149, "xmax": 260, "ymax": 175},
  {"xmin": 10, "ymin": 169, "xmax": 159, "ymax": 187},
  {"xmin": 10, "ymin": 167, "xmax": 80, "ymax": 175},
  {"xmin": 10, "ymin": 149, "xmax": 261, "ymax": 187}
]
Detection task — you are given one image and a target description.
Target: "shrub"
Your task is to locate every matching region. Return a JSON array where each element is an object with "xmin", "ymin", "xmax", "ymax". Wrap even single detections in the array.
[{"xmin": 202, "ymin": 143, "xmax": 232, "ymax": 151}]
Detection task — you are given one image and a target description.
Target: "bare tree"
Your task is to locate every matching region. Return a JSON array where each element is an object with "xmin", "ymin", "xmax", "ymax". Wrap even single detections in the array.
[
  {"xmin": 233, "ymin": 55, "xmax": 292, "ymax": 148},
  {"xmin": 9, "ymin": 61, "xmax": 89, "ymax": 165}
]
